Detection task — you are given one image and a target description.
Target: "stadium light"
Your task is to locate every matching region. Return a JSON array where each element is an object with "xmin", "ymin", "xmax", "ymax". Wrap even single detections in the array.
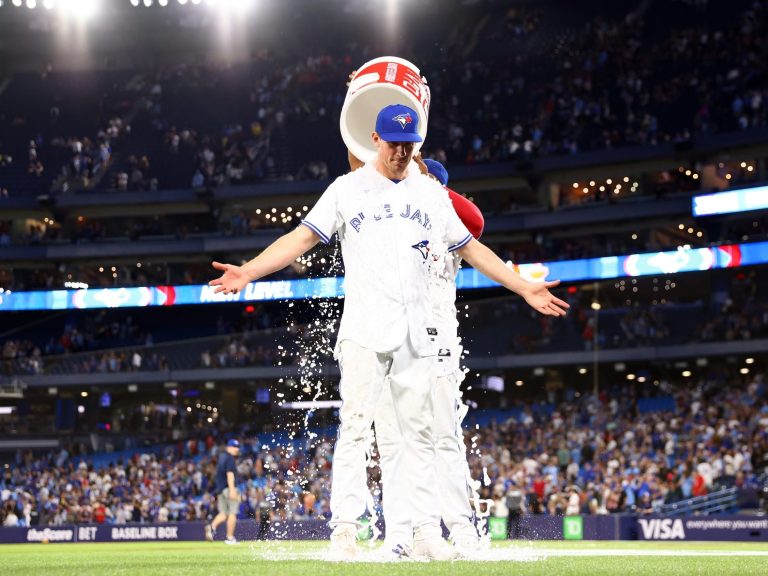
[
  {"xmin": 205, "ymin": 0, "xmax": 252, "ymax": 7},
  {"xmin": 12, "ymin": 0, "xmax": 21, "ymax": 7},
  {"xmin": 130, "ymin": 0, "xmax": 139, "ymax": 6},
  {"xmin": 43, "ymin": 0, "xmax": 54, "ymax": 7},
  {"xmin": 58, "ymin": 0, "xmax": 98, "ymax": 20},
  {"xmin": 143, "ymin": 0, "xmax": 152, "ymax": 6},
  {"xmin": 26, "ymin": 0, "xmax": 36, "ymax": 9}
]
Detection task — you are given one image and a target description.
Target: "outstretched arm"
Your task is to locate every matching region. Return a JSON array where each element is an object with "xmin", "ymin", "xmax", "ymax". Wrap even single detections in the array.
[
  {"xmin": 209, "ymin": 224, "xmax": 321, "ymax": 294},
  {"xmin": 457, "ymin": 238, "xmax": 570, "ymax": 316}
]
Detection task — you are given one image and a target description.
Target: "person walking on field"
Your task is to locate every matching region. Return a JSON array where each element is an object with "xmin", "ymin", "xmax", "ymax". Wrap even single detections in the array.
[{"xmin": 206, "ymin": 439, "xmax": 241, "ymax": 545}]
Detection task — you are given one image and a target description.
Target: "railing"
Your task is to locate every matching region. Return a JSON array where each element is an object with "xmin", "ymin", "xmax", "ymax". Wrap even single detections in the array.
[{"xmin": 657, "ymin": 486, "xmax": 739, "ymax": 517}]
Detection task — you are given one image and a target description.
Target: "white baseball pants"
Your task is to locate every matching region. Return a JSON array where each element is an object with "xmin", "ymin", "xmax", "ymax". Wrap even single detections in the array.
[
  {"xmin": 375, "ymin": 371, "xmax": 474, "ymax": 542},
  {"xmin": 329, "ymin": 338, "xmax": 440, "ymax": 543}
]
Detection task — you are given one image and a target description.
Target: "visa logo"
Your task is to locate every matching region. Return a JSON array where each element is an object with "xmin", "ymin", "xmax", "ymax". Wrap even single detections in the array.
[{"xmin": 638, "ymin": 518, "xmax": 685, "ymax": 540}]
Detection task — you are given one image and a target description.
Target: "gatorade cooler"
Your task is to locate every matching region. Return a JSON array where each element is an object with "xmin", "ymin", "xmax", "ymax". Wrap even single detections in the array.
[{"xmin": 340, "ymin": 56, "xmax": 431, "ymax": 163}]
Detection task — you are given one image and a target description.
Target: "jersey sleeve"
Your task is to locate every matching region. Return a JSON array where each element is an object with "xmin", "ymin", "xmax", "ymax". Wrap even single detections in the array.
[
  {"xmin": 443, "ymin": 189, "xmax": 473, "ymax": 252},
  {"xmin": 448, "ymin": 188, "xmax": 484, "ymax": 239},
  {"xmin": 301, "ymin": 179, "xmax": 343, "ymax": 244}
]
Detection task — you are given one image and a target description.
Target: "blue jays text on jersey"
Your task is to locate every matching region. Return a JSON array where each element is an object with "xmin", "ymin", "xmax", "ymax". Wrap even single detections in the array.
[{"xmin": 349, "ymin": 203, "xmax": 432, "ymax": 233}]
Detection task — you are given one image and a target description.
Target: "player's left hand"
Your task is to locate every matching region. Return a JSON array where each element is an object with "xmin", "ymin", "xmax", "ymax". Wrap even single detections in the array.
[
  {"xmin": 522, "ymin": 280, "xmax": 570, "ymax": 316},
  {"xmin": 209, "ymin": 261, "xmax": 251, "ymax": 294}
]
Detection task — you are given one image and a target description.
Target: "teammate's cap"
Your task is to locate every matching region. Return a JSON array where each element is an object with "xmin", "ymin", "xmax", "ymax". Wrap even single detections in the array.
[
  {"xmin": 423, "ymin": 159, "xmax": 449, "ymax": 186},
  {"xmin": 375, "ymin": 104, "xmax": 423, "ymax": 143},
  {"xmin": 227, "ymin": 439, "xmax": 240, "ymax": 448}
]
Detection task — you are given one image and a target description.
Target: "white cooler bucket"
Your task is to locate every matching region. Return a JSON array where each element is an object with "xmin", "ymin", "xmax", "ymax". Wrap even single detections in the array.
[{"xmin": 340, "ymin": 56, "xmax": 431, "ymax": 163}]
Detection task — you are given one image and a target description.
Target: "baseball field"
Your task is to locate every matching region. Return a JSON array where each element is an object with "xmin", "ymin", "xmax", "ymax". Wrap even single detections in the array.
[{"xmin": 3, "ymin": 540, "xmax": 768, "ymax": 575}]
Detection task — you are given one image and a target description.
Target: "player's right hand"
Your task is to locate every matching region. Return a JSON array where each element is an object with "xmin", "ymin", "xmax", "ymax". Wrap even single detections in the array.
[{"xmin": 209, "ymin": 261, "xmax": 251, "ymax": 294}]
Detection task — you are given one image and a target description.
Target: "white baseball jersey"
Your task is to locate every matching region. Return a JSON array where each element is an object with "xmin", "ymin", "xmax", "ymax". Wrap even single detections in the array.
[
  {"xmin": 429, "ymin": 250, "xmax": 463, "ymax": 376},
  {"xmin": 302, "ymin": 162, "xmax": 471, "ymax": 357}
]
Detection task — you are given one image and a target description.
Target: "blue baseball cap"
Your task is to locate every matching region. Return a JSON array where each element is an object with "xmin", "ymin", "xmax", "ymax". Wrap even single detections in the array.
[
  {"xmin": 375, "ymin": 104, "xmax": 423, "ymax": 143},
  {"xmin": 423, "ymin": 159, "xmax": 449, "ymax": 186},
  {"xmin": 227, "ymin": 439, "xmax": 240, "ymax": 448}
]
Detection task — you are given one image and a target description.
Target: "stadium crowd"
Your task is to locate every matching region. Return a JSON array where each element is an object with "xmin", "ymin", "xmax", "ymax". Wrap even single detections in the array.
[
  {"xmin": 3, "ymin": 269, "xmax": 767, "ymax": 377},
  {"xmin": 1, "ymin": 367, "xmax": 766, "ymax": 528},
  {"xmin": 475, "ymin": 371, "xmax": 768, "ymax": 523},
  {"xmin": 0, "ymin": 0, "xmax": 766, "ymax": 201},
  {"xmin": 1, "ymin": 0, "xmax": 768, "ymax": 538}
]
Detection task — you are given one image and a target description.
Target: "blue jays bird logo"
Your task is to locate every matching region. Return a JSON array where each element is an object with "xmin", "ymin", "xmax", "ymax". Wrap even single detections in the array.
[
  {"xmin": 393, "ymin": 113, "xmax": 413, "ymax": 129},
  {"xmin": 412, "ymin": 239, "xmax": 430, "ymax": 260}
]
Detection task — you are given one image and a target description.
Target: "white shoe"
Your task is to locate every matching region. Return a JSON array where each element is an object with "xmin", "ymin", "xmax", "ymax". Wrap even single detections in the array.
[
  {"xmin": 413, "ymin": 528, "xmax": 456, "ymax": 561},
  {"xmin": 450, "ymin": 524, "xmax": 480, "ymax": 557},
  {"xmin": 377, "ymin": 542, "xmax": 413, "ymax": 561},
  {"xmin": 224, "ymin": 537, "xmax": 238, "ymax": 545},
  {"xmin": 330, "ymin": 525, "xmax": 358, "ymax": 560}
]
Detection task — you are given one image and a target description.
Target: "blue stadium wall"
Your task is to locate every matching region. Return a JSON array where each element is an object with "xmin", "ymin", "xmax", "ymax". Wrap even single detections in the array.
[{"xmin": 3, "ymin": 515, "xmax": 768, "ymax": 543}]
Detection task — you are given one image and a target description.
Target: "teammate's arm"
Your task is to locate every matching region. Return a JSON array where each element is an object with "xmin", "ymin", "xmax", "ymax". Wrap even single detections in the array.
[
  {"xmin": 348, "ymin": 150, "xmax": 364, "ymax": 172},
  {"xmin": 210, "ymin": 225, "xmax": 321, "ymax": 294},
  {"xmin": 457, "ymin": 239, "xmax": 569, "ymax": 316}
]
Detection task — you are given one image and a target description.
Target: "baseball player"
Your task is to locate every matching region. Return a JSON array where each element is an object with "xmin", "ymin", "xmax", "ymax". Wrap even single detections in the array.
[
  {"xmin": 370, "ymin": 157, "xmax": 485, "ymax": 559},
  {"xmin": 209, "ymin": 104, "xmax": 569, "ymax": 559}
]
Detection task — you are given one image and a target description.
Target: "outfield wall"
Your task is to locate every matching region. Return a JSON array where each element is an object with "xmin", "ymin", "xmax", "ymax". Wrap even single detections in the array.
[
  {"xmin": 2, "ymin": 515, "xmax": 768, "ymax": 544},
  {"xmin": 494, "ymin": 515, "xmax": 768, "ymax": 542},
  {"xmin": 0, "ymin": 520, "xmax": 330, "ymax": 544}
]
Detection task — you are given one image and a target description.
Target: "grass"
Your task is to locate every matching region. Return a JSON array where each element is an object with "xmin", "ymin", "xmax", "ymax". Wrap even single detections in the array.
[{"xmin": 2, "ymin": 540, "xmax": 768, "ymax": 575}]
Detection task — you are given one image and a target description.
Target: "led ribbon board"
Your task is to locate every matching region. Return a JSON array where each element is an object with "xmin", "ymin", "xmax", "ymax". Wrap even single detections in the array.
[
  {"xmin": 1, "ymin": 241, "xmax": 767, "ymax": 312},
  {"xmin": 692, "ymin": 186, "xmax": 768, "ymax": 216}
]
